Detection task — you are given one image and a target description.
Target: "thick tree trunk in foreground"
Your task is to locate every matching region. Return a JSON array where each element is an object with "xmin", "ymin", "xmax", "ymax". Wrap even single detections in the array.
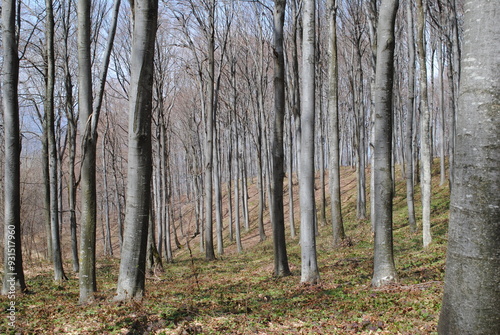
[
  {"xmin": 438, "ymin": 1, "xmax": 500, "ymax": 333},
  {"xmin": 1, "ymin": 0, "xmax": 27, "ymax": 295},
  {"xmin": 271, "ymin": 0, "xmax": 291, "ymax": 278},
  {"xmin": 371, "ymin": 0, "xmax": 399, "ymax": 288},
  {"xmin": 327, "ymin": 0, "xmax": 344, "ymax": 246},
  {"xmin": 300, "ymin": 0, "xmax": 320, "ymax": 285},
  {"xmin": 115, "ymin": 0, "xmax": 158, "ymax": 302}
]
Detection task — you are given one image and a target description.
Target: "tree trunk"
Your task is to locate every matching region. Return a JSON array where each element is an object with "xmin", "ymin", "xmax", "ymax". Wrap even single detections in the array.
[
  {"xmin": 62, "ymin": 2, "xmax": 80, "ymax": 269},
  {"xmin": 214, "ymin": 131, "xmax": 224, "ymax": 255},
  {"xmin": 46, "ymin": 0, "xmax": 66, "ymax": 283},
  {"xmin": 1, "ymin": 0, "xmax": 27, "ymax": 295},
  {"xmin": 234, "ymin": 121, "xmax": 243, "ymax": 253},
  {"xmin": 371, "ymin": 0, "xmax": 399, "ymax": 288},
  {"xmin": 438, "ymin": 1, "xmax": 500, "ymax": 332},
  {"xmin": 300, "ymin": 0, "xmax": 320, "ymax": 285},
  {"xmin": 287, "ymin": 111, "xmax": 296, "ymax": 238},
  {"xmin": 405, "ymin": 0, "xmax": 417, "ymax": 232},
  {"xmin": 327, "ymin": 0, "xmax": 345, "ymax": 247},
  {"xmin": 203, "ymin": 0, "xmax": 216, "ymax": 261},
  {"xmin": 102, "ymin": 124, "xmax": 113, "ymax": 256},
  {"xmin": 42, "ymin": 129, "xmax": 53, "ymax": 261},
  {"xmin": 271, "ymin": 0, "xmax": 291, "ymax": 278},
  {"xmin": 115, "ymin": 0, "xmax": 158, "ymax": 301},
  {"xmin": 78, "ymin": 0, "xmax": 98, "ymax": 304},
  {"xmin": 416, "ymin": 0, "xmax": 432, "ymax": 248}
]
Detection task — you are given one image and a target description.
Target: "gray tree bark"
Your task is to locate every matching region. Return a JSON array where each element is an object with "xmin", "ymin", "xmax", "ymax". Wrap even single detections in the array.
[
  {"xmin": 327, "ymin": 0, "xmax": 344, "ymax": 247},
  {"xmin": 45, "ymin": 0, "xmax": 67, "ymax": 283},
  {"xmin": 438, "ymin": 0, "xmax": 500, "ymax": 332},
  {"xmin": 77, "ymin": 0, "xmax": 97, "ymax": 304},
  {"xmin": 1, "ymin": 0, "xmax": 27, "ymax": 295},
  {"xmin": 371, "ymin": 0, "xmax": 399, "ymax": 288},
  {"xmin": 115, "ymin": 0, "xmax": 158, "ymax": 301},
  {"xmin": 271, "ymin": 0, "xmax": 291, "ymax": 277},
  {"xmin": 300, "ymin": 0, "xmax": 320, "ymax": 285},
  {"xmin": 416, "ymin": 0, "xmax": 432, "ymax": 248},
  {"xmin": 405, "ymin": 0, "xmax": 417, "ymax": 232},
  {"xmin": 203, "ymin": 0, "xmax": 216, "ymax": 261},
  {"xmin": 61, "ymin": 0, "xmax": 79, "ymax": 272},
  {"xmin": 78, "ymin": 0, "xmax": 121, "ymax": 303}
]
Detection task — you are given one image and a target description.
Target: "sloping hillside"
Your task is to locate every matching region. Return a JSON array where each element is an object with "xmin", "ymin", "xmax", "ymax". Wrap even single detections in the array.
[{"xmin": 1, "ymin": 162, "xmax": 450, "ymax": 334}]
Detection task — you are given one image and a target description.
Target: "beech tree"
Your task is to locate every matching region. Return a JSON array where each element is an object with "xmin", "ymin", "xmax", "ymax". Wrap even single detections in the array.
[
  {"xmin": 416, "ymin": 0, "xmax": 432, "ymax": 248},
  {"xmin": 77, "ymin": 0, "xmax": 97, "ymax": 303},
  {"xmin": 271, "ymin": 0, "xmax": 291, "ymax": 277},
  {"xmin": 438, "ymin": 0, "xmax": 500, "ymax": 332},
  {"xmin": 78, "ymin": 0, "xmax": 122, "ymax": 303},
  {"xmin": 1, "ymin": 0, "xmax": 27, "ymax": 295},
  {"xmin": 327, "ymin": 0, "xmax": 344, "ymax": 246},
  {"xmin": 115, "ymin": 0, "xmax": 158, "ymax": 301},
  {"xmin": 45, "ymin": 0, "xmax": 67, "ymax": 282},
  {"xmin": 371, "ymin": 0, "xmax": 398, "ymax": 288},
  {"xmin": 404, "ymin": 0, "xmax": 417, "ymax": 232},
  {"xmin": 300, "ymin": 0, "xmax": 320, "ymax": 285}
]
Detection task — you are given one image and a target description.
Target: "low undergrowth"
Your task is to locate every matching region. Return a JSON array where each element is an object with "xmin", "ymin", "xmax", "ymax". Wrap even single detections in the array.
[{"xmin": 1, "ymin": 168, "xmax": 450, "ymax": 334}]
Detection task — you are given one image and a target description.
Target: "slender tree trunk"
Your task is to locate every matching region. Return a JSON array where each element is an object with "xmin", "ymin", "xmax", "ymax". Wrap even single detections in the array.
[
  {"xmin": 203, "ymin": 0, "xmax": 216, "ymax": 261},
  {"xmin": 227, "ymin": 126, "xmax": 234, "ymax": 242},
  {"xmin": 78, "ymin": 0, "xmax": 121, "ymax": 303},
  {"xmin": 111, "ymin": 149, "xmax": 124, "ymax": 250},
  {"xmin": 42, "ymin": 130, "xmax": 53, "ymax": 261},
  {"xmin": 355, "ymin": 50, "xmax": 367, "ymax": 221},
  {"xmin": 1, "ymin": 0, "xmax": 27, "ymax": 294},
  {"xmin": 327, "ymin": 0, "xmax": 344, "ymax": 246},
  {"xmin": 78, "ymin": 0, "xmax": 97, "ymax": 304},
  {"xmin": 287, "ymin": 111, "xmax": 296, "ymax": 238},
  {"xmin": 271, "ymin": 0, "xmax": 291, "ymax": 277},
  {"xmin": 115, "ymin": 0, "xmax": 158, "ymax": 301},
  {"xmin": 447, "ymin": 0, "xmax": 460, "ymax": 186},
  {"xmin": 241, "ymin": 145, "xmax": 250, "ymax": 232},
  {"xmin": 364, "ymin": 0, "xmax": 377, "ymax": 232},
  {"xmin": 417, "ymin": 0, "xmax": 432, "ymax": 248},
  {"xmin": 371, "ymin": 0, "xmax": 399, "ymax": 288},
  {"xmin": 300, "ymin": 0, "xmax": 320, "ymax": 285},
  {"xmin": 438, "ymin": 1, "xmax": 499, "ymax": 332},
  {"xmin": 234, "ymin": 122, "xmax": 242, "ymax": 253},
  {"xmin": 102, "ymin": 126, "xmax": 113, "ymax": 256},
  {"xmin": 215, "ymin": 132, "xmax": 224, "ymax": 255},
  {"xmin": 405, "ymin": 0, "xmax": 417, "ymax": 232},
  {"xmin": 46, "ymin": 0, "xmax": 67, "ymax": 283},
  {"xmin": 439, "ymin": 42, "xmax": 446, "ymax": 187}
]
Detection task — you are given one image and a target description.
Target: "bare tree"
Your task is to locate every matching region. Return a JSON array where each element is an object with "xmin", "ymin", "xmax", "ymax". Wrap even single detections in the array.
[
  {"xmin": 327, "ymin": 0, "xmax": 344, "ymax": 246},
  {"xmin": 45, "ymin": 0, "xmax": 67, "ymax": 282},
  {"xmin": 77, "ymin": 0, "xmax": 97, "ymax": 303},
  {"xmin": 271, "ymin": 0, "xmax": 291, "ymax": 277},
  {"xmin": 115, "ymin": 0, "xmax": 158, "ymax": 301},
  {"xmin": 438, "ymin": 0, "xmax": 500, "ymax": 332},
  {"xmin": 416, "ymin": 0, "xmax": 432, "ymax": 248},
  {"xmin": 1, "ymin": 0, "xmax": 27, "ymax": 295},
  {"xmin": 78, "ymin": 0, "xmax": 122, "ymax": 303},
  {"xmin": 404, "ymin": 0, "xmax": 417, "ymax": 232},
  {"xmin": 61, "ymin": 0, "xmax": 80, "ymax": 272},
  {"xmin": 371, "ymin": 0, "xmax": 399, "ymax": 288},
  {"xmin": 203, "ymin": 0, "xmax": 217, "ymax": 261},
  {"xmin": 300, "ymin": 0, "xmax": 320, "ymax": 285}
]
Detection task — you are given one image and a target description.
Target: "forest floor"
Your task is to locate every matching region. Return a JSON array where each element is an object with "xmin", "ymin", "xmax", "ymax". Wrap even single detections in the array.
[{"xmin": 2, "ymin": 162, "xmax": 450, "ymax": 334}]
